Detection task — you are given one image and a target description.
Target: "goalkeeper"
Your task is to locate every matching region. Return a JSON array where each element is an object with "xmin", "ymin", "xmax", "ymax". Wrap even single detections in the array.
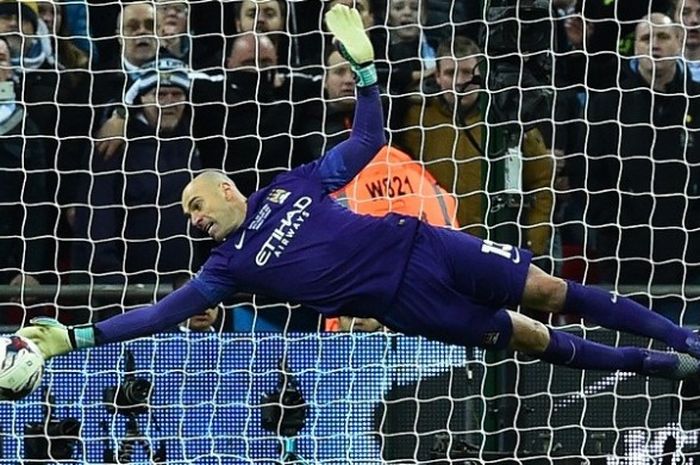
[{"xmin": 18, "ymin": 5, "xmax": 700, "ymax": 381}]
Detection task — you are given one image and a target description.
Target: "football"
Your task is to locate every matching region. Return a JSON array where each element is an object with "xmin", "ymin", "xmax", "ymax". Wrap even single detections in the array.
[{"xmin": 0, "ymin": 335, "xmax": 44, "ymax": 401}]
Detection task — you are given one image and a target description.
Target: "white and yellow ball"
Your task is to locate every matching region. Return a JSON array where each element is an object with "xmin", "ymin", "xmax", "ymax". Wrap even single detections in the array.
[{"xmin": 0, "ymin": 335, "xmax": 44, "ymax": 401}]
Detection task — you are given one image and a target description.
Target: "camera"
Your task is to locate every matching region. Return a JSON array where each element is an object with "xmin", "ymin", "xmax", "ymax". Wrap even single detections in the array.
[
  {"xmin": 23, "ymin": 388, "xmax": 81, "ymax": 463},
  {"xmin": 103, "ymin": 350, "xmax": 152, "ymax": 417},
  {"xmin": 260, "ymin": 358, "xmax": 310, "ymax": 464},
  {"xmin": 260, "ymin": 358, "xmax": 308, "ymax": 437},
  {"xmin": 102, "ymin": 350, "xmax": 165, "ymax": 463}
]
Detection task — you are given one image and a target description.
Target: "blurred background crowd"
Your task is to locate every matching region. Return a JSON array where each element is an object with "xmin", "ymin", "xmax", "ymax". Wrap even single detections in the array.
[{"xmin": 1, "ymin": 0, "xmax": 699, "ymax": 333}]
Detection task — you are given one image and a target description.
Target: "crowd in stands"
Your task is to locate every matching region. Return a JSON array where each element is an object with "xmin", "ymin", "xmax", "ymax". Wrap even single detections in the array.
[{"xmin": 1, "ymin": 0, "xmax": 699, "ymax": 330}]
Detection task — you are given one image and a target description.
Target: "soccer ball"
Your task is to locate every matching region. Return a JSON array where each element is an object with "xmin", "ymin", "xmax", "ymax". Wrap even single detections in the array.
[{"xmin": 0, "ymin": 335, "xmax": 44, "ymax": 401}]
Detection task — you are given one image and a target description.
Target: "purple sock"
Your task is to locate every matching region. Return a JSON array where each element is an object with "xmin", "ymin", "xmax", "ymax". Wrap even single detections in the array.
[
  {"xmin": 540, "ymin": 329, "xmax": 647, "ymax": 372},
  {"xmin": 564, "ymin": 281, "xmax": 694, "ymax": 352}
]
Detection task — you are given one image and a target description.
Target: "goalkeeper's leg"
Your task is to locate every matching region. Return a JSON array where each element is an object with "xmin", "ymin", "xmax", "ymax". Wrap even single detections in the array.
[
  {"xmin": 521, "ymin": 265, "xmax": 700, "ymax": 357},
  {"xmin": 508, "ymin": 311, "xmax": 700, "ymax": 379}
]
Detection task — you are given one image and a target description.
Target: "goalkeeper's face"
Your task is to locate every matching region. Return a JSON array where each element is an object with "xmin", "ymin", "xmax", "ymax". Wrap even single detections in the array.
[{"xmin": 182, "ymin": 173, "xmax": 248, "ymax": 242}]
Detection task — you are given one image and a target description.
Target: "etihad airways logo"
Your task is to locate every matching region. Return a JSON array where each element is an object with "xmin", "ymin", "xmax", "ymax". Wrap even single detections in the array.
[{"xmin": 255, "ymin": 196, "xmax": 312, "ymax": 266}]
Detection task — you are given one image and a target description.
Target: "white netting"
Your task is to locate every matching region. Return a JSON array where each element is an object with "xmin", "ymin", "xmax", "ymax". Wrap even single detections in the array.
[{"xmin": 1, "ymin": 0, "xmax": 699, "ymax": 463}]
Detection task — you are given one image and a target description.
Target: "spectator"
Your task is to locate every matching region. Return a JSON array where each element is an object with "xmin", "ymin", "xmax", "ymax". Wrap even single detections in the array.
[
  {"xmin": 155, "ymin": 0, "xmax": 189, "ymax": 61},
  {"xmin": 117, "ymin": 2, "xmax": 158, "ymax": 69},
  {"xmin": 380, "ymin": 0, "xmax": 436, "ymax": 93},
  {"xmin": 172, "ymin": 276, "xmax": 223, "ymax": 333},
  {"xmin": 397, "ymin": 36, "xmax": 554, "ymax": 256},
  {"xmin": 580, "ymin": 0, "xmax": 674, "ymax": 89},
  {"xmin": 233, "ymin": 0, "xmax": 297, "ymax": 67},
  {"xmin": 0, "ymin": 0, "xmax": 42, "ymax": 65},
  {"xmin": 91, "ymin": 2, "xmax": 157, "ymax": 110},
  {"xmin": 327, "ymin": 316, "xmax": 384, "ymax": 332},
  {"xmin": 234, "ymin": 0, "xmax": 323, "ymax": 95},
  {"xmin": 73, "ymin": 57, "xmax": 202, "ymax": 286},
  {"xmin": 235, "ymin": 0, "xmax": 285, "ymax": 36},
  {"xmin": 93, "ymin": 2, "xmax": 161, "ymax": 158},
  {"xmin": 674, "ymin": 0, "xmax": 700, "ymax": 81},
  {"xmin": 0, "ymin": 36, "xmax": 55, "ymax": 288},
  {"xmin": 1, "ymin": 0, "xmax": 89, "ymax": 271},
  {"xmin": 97, "ymin": 31, "xmax": 320, "ymax": 181},
  {"xmin": 0, "ymin": 0, "xmax": 61, "ymax": 140},
  {"xmin": 424, "ymin": 0, "xmax": 481, "ymax": 45},
  {"xmin": 295, "ymin": 49, "xmax": 360, "ymax": 159},
  {"xmin": 37, "ymin": 1, "xmax": 88, "ymax": 73},
  {"xmin": 586, "ymin": 13, "xmax": 700, "ymax": 287},
  {"xmin": 194, "ymin": 33, "xmax": 311, "ymax": 195}
]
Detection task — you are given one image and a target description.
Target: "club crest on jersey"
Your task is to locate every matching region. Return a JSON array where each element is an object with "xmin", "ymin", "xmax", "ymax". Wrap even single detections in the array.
[
  {"xmin": 267, "ymin": 189, "xmax": 291, "ymax": 205},
  {"xmin": 256, "ymin": 196, "xmax": 312, "ymax": 266}
]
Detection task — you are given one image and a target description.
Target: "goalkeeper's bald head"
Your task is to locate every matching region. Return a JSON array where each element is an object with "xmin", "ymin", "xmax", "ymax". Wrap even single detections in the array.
[{"xmin": 181, "ymin": 170, "xmax": 248, "ymax": 242}]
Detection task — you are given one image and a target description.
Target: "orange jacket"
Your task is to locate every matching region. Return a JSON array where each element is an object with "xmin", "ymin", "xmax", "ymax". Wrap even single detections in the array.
[
  {"xmin": 331, "ymin": 145, "xmax": 459, "ymax": 228},
  {"xmin": 325, "ymin": 145, "xmax": 459, "ymax": 331}
]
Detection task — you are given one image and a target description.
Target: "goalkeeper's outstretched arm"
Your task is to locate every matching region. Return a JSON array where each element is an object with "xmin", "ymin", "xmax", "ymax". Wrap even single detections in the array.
[
  {"xmin": 14, "ymin": 5, "xmax": 381, "ymax": 362},
  {"xmin": 315, "ymin": 4, "xmax": 386, "ymax": 192},
  {"xmin": 16, "ymin": 284, "xmax": 212, "ymax": 359}
]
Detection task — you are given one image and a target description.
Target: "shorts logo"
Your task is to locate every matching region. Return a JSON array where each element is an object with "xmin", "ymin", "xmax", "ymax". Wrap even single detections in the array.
[
  {"xmin": 267, "ymin": 188, "xmax": 291, "ymax": 204},
  {"xmin": 482, "ymin": 332, "xmax": 500, "ymax": 346}
]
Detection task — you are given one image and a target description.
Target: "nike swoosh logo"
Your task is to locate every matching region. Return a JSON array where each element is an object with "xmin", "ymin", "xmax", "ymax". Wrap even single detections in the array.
[
  {"xmin": 234, "ymin": 230, "xmax": 246, "ymax": 250},
  {"xmin": 512, "ymin": 247, "xmax": 520, "ymax": 264}
]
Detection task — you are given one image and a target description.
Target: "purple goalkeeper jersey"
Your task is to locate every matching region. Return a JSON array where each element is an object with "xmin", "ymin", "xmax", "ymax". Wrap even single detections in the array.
[
  {"xmin": 94, "ymin": 85, "xmax": 404, "ymax": 343},
  {"xmin": 94, "ymin": 83, "xmax": 529, "ymax": 349},
  {"xmin": 190, "ymin": 165, "xmax": 419, "ymax": 318}
]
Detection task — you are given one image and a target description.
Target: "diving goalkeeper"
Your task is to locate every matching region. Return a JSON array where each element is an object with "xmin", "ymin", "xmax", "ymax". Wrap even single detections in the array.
[{"xmin": 17, "ymin": 4, "xmax": 700, "ymax": 381}]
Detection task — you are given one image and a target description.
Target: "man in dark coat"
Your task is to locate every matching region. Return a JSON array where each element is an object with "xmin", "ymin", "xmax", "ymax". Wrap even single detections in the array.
[
  {"xmin": 586, "ymin": 13, "xmax": 700, "ymax": 285},
  {"xmin": 73, "ymin": 57, "xmax": 202, "ymax": 286}
]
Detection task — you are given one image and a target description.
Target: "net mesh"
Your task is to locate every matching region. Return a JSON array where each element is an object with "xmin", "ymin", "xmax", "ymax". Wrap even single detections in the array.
[{"xmin": 1, "ymin": 0, "xmax": 698, "ymax": 463}]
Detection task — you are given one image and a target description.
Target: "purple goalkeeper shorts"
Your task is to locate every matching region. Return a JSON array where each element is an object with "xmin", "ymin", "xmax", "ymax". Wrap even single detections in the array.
[{"xmin": 384, "ymin": 223, "xmax": 532, "ymax": 350}]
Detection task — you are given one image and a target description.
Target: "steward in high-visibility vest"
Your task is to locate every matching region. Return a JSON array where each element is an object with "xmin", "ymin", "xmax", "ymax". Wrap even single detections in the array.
[
  {"xmin": 325, "ymin": 144, "xmax": 459, "ymax": 332},
  {"xmin": 332, "ymin": 145, "xmax": 459, "ymax": 228}
]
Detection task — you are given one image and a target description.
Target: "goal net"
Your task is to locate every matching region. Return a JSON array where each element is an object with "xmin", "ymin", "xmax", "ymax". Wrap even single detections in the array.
[{"xmin": 1, "ymin": 0, "xmax": 698, "ymax": 463}]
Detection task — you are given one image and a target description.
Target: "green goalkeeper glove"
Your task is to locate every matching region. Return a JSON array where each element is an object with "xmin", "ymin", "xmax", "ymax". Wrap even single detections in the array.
[
  {"xmin": 325, "ymin": 3, "xmax": 377, "ymax": 87},
  {"xmin": 16, "ymin": 317, "xmax": 95, "ymax": 359}
]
